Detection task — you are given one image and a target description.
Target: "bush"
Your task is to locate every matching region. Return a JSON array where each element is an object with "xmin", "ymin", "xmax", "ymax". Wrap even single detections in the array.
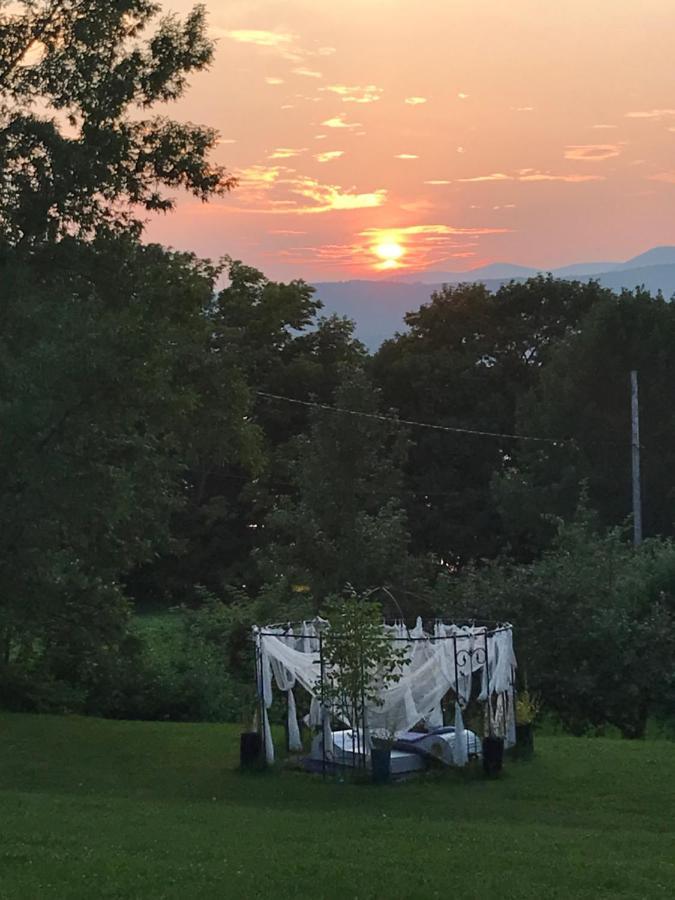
[{"xmin": 434, "ymin": 508, "xmax": 675, "ymax": 738}]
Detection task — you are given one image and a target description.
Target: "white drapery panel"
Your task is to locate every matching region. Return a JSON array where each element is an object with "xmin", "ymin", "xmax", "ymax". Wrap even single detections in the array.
[{"xmin": 254, "ymin": 621, "xmax": 517, "ymax": 765}]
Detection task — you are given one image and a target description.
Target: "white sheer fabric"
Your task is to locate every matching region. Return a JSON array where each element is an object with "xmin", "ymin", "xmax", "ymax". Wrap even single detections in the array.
[{"xmin": 254, "ymin": 620, "xmax": 516, "ymax": 766}]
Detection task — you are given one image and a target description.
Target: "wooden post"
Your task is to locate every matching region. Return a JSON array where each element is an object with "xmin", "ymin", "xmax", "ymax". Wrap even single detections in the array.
[{"xmin": 630, "ymin": 370, "xmax": 643, "ymax": 546}]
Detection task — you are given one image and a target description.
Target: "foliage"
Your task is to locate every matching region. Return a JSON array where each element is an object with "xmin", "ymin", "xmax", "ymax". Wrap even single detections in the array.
[
  {"xmin": 371, "ymin": 276, "xmax": 612, "ymax": 565},
  {"xmin": 515, "ymin": 690, "xmax": 541, "ymax": 725},
  {"xmin": 259, "ymin": 367, "xmax": 429, "ymax": 610},
  {"xmin": 131, "ymin": 259, "xmax": 369, "ymax": 603},
  {"xmin": 319, "ymin": 594, "xmax": 409, "ymax": 731},
  {"xmin": 0, "ymin": 238, "xmax": 257, "ymax": 703},
  {"xmin": 0, "ymin": 0, "xmax": 233, "ymax": 244},
  {"xmin": 499, "ymin": 289, "xmax": 675, "ymax": 554},
  {"xmin": 436, "ymin": 507, "xmax": 675, "ymax": 737}
]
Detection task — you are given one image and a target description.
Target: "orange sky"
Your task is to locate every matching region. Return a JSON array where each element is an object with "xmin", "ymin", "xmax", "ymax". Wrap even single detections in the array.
[{"xmin": 147, "ymin": 0, "xmax": 675, "ymax": 280}]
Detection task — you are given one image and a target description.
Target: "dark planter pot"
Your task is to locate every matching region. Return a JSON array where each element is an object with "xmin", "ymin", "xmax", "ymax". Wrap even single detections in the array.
[
  {"xmin": 371, "ymin": 746, "xmax": 392, "ymax": 784},
  {"xmin": 482, "ymin": 736, "xmax": 504, "ymax": 777},
  {"xmin": 515, "ymin": 723, "xmax": 534, "ymax": 759},
  {"xmin": 240, "ymin": 731, "xmax": 263, "ymax": 770}
]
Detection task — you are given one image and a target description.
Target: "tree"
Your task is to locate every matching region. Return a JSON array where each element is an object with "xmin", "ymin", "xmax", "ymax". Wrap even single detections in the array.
[
  {"xmin": 129, "ymin": 260, "xmax": 370, "ymax": 602},
  {"xmin": 500, "ymin": 288, "xmax": 675, "ymax": 551},
  {"xmin": 258, "ymin": 368, "xmax": 428, "ymax": 611},
  {"xmin": 371, "ymin": 276, "xmax": 611, "ymax": 565},
  {"xmin": 435, "ymin": 507, "xmax": 675, "ymax": 738},
  {"xmin": 0, "ymin": 237, "xmax": 257, "ymax": 706},
  {"xmin": 0, "ymin": 1, "xmax": 233, "ymax": 244}
]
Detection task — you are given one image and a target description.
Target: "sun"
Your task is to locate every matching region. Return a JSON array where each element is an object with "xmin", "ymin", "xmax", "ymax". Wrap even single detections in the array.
[{"xmin": 373, "ymin": 241, "xmax": 405, "ymax": 270}]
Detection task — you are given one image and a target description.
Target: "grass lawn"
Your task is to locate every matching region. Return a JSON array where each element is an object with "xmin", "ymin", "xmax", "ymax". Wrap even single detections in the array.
[{"xmin": 0, "ymin": 713, "xmax": 673, "ymax": 899}]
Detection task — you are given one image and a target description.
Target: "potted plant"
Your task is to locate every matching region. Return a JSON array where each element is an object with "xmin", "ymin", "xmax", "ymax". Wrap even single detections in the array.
[
  {"xmin": 515, "ymin": 690, "xmax": 540, "ymax": 759},
  {"xmin": 319, "ymin": 593, "xmax": 409, "ymax": 784}
]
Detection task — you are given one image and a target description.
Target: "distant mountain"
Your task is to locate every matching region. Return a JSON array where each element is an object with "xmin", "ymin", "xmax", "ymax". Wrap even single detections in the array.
[
  {"xmin": 617, "ymin": 246, "xmax": 675, "ymax": 269},
  {"xmin": 313, "ymin": 246, "xmax": 675, "ymax": 350},
  {"xmin": 398, "ymin": 262, "xmax": 537, "ymax": 284}
]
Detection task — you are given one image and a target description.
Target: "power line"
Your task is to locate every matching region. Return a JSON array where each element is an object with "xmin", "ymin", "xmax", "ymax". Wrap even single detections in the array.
[{"xmin": 256, "ymin": 391, "xmax": 571, "ymax": 446}]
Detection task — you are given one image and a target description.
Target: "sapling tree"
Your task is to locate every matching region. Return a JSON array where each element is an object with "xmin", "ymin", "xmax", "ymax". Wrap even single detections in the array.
[{"xmin": 318, "ymin": 594, "xmax": 409, "ymax": 740}]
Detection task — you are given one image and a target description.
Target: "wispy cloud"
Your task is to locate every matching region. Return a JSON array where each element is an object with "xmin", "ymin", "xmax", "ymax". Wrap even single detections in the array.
[
  {"xmin": 234, "ymin": 164, "xmax": 387, "ymax": 214},
  {"xmin": 265, "ymin": 76, "xmax": 284, "ymax": 85},
  {"xmin": 564, "ymin": 144, "xmax": 621, "ymax": 161},
  {"xmin": 269, "ymin": 148, "xmax": 307, "ymax": 159},
  {"xmin": 593, "ymin": 124, "xmax": 618, "ymax": 130},
  {"xmin": 625, "ymin": 109, "xmax": 675, "ymax": 119},
  {"xmin": 321, "ymin": 114, "xmax": 361, "ymax": 129},
  {"xmin": 518, "ymin": 170, "xmax": 603, "ymax": 182},
  {"xmin": 511, "ymin": 106, "xmax": 534, "ymax": 112},
  {"xmin": 425, "ymin": 180, "xmax": 452, "ymax": 185},
  {"xmin": 292, "ymin": 66, "xmax": 322, "ymax": 78},
  {"xmin": 459, "ymin": 173, "xmax": 511, "ymax": 182},
  {"xmin": 221, "ymin": 29, "xmax": 296, "ymax": 48},
  {"xmin": 458, "ymin": 92, "xmax": 469, "ymax": 100},
  {"xmin": 394, "ymin": 153, "xmax": 419, "ymax": 159},
  {"xmin": 405, "ymin": 96, "xmax": 427, "ymax": 105},
  {"xmin": 315, "ymin": 150, "xmax": 344, "ymax": 163},
  {"xmin": 647, "ymin": 172, "xmax": 675, "ymax": 183},
  {"xmin": 322, "ymin": 84, "xmax": 383, "ymax": 103},
  {"xmin": 459, "ymin": 169, "xmax": 604, "ymax": 183}
]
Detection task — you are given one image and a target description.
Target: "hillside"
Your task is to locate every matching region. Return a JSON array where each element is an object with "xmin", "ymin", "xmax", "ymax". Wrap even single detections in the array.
[{"xmin": 314, "ymin": 246, "xmax": 675, "ymax": 349}]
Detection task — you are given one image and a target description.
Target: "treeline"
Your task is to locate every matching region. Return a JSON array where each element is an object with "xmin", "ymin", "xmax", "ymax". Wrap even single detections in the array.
[{"xmin": 1, "ymin": 2, "xmax": 674, "ymax": 737}]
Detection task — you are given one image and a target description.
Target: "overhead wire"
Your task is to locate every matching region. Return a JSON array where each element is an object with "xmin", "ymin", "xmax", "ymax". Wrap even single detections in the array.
[{"xmin": 255, "ymin": 390, "xmax": 572, "ymax": 446}]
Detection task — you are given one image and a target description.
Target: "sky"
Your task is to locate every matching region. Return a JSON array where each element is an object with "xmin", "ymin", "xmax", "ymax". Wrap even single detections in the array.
[{"xmin": 146, "ymin": 0, "xmax": 675, "ymax": 281}]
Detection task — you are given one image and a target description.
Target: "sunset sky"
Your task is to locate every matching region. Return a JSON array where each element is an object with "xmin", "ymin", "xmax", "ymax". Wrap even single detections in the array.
[{"xmin": 147, "ymin": 0, "xmax": 675, "ymax": 281}]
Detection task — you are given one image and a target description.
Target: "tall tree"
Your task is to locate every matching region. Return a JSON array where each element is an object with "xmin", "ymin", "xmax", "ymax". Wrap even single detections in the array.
[
  {"xmin": 131, "ymin": 261, "xmax": 369, "ymax": 601},
  {"xmin": 0, "ymin": 1, "xmax": 233, "ymax": 244},
  {"xmin": 371, "ymin": 276, "xmax": 611, "ymax": 565},
  {"xmin": 0, "ymin": 238, "xmax": 257, "ymax": 699},
  {"xmin": 258, "ymin": 368, "xmax": 428, "ymax": 612},
  {"xmin": 500, "ymin": 288, "xmax": 675, "ymax": 550}
]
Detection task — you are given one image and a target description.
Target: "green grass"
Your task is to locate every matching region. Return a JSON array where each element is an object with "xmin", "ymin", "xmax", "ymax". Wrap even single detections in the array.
[{"xmin": 0, "ymin": 714, "xmax": 673, "ymax": 899}]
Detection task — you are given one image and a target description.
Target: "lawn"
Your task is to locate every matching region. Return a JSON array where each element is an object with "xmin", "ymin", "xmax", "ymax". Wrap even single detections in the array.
[{"xmin": 0, "ymin": 714, "xmax": 673, "ymax": 899}]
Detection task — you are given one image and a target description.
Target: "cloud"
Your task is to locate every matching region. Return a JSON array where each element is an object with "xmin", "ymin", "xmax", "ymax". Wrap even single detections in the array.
[
  {"xmin": 425, "ymin": 180, "xmax": 452, "ymax": 185},
  {"xmin": 234, "ymin": 164, "xmax": 387, "ymax": 214},
  {"xmin": 405, "ymin": 97, "xmax": 427, "ymax": 105},
  {"xmin": 593, "ymin": 124, "xmax": 618, "ymax": 129},
  {"xmin": 322, "ymin": 84, "xmax": 383, "ymax": 103},
  {"xmin": 322, "ymin": 114, "xmax": 361, "ymax": 129},
  {"xmin": 647, "ymin": 172, "xmax": 675, "ymax": 183},
  {"xmin": 222, "ymin": 30, "xmax": 295, "ymax": 48},
  {"xmin": 458, "ymin": 92, "xmax": 469, "ymax": 100},
  {"xmin": 459, "ymin": 169, "xmax": 604, "ymax": 183},
  {"xmin": 511, "ymin": 106, "xmax": 534, "ymax": 112},
  {"xmin": 268, "ymin": 147, "xmax": 307, "ymax": 159},
  {"xmin": 265, "ymin": 77, "xmax": 284, "ymax": 85},
  {"xmin": 361, "ymin": 224, "xmax": 510, "ymax": 237},
  {"xmin": 394, "ymin": 153, "xmax": 419, "ymax": 159},
  {"xmin": 518, "ymin": 170, "xmax": 603, "ymax": 182},
  {"xmin": 564, "ymin": 144, "xmax": 621, "ymax": 161},
  {"xmin": 292, "ymin": 66, "xmax": 322, "ymax": 78},
  {"xmin": 270, "ymin": 229, "xmax": 307, "ymax": 235},
  {"xmin": 625, "ymin": 109, "xmax": 675, "ymax": 119},
  {"xmin": 216, "ymin": 138, "xmax": 237, "ymax": 145},
  {"xmin": 459, "ymin": 172, "xmax": 511, "ymax": 182},
  {"xmin": 315, "ymin": 150, "xmax": 344, "ymax": 163},
  {"xmin": 314, "ymin": 134, "xmax": 327, "ymax": 140}
]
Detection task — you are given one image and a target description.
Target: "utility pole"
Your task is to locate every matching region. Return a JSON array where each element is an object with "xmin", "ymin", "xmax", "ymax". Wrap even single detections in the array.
[{"xmin": 630, "ymin": 370, "xmax": 643, "ymax": 546}]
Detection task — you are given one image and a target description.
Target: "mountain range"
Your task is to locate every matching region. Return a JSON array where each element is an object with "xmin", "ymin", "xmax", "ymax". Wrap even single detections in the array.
[{"xmin": 313, "ymin": 246, "xmax": 675, "ymax": 349}]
